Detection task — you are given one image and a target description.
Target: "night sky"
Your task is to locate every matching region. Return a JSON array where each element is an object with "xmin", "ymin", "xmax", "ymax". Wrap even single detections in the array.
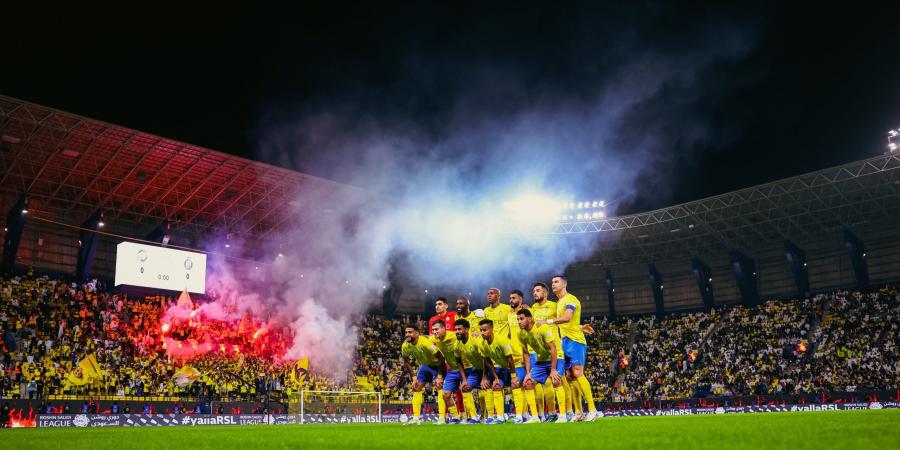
[{"xmin": 3, "ymin": 2, "xmax": 899, "ymax": 214}]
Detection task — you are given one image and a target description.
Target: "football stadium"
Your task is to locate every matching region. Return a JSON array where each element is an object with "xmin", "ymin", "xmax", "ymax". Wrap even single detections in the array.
[{"xmin": 2, "ymin": 5, "xmax": 900, "ymax": 450}]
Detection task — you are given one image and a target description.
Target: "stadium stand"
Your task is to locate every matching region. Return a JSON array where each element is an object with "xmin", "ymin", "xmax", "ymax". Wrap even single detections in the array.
[{"xmin": 2, "ymin": 273, "xmax": 897, "ymax": 417}]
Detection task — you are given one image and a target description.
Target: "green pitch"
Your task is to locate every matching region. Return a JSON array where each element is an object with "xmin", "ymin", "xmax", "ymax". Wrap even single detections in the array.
[{"xmin": 4, "ymin": 410, "xmax": 899, "ymax": 450}]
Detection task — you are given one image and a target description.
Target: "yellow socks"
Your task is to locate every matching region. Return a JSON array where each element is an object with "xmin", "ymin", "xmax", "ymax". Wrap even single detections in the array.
[
  {"xmin": 577, "ymin": 375, "xmax": 597, "ymax": 412},
  {"xmin": 561, "ymin": 377, "xmax": 574, "ymax": 414},
  {"xmin": 524, "ymin": 388, "xmax": 539, "ymax": 418},
  {"xmin": 492, "ymin": 390, "xmax": 505, "ymax": 418},
  {"xmin": 462, "ymin": 391, "xmax": 478, "ymax": 419},
  {"xmin": 480, "ymin": 389, "xmax": 494, "ymax": 420},
  {"xmin": 449, "ymin": 399, "xmax": 460, "ymax": 419},
  {"xmin": 570, "ymin": 378, "xmax": 584, "ymax": 414},
  {"xmin": 553, "ymin": 383, "xmax": 566, "ymax": 413},
  {"xmin": 543, "ymin": 380, "xmax": 556, "ymax": 414},
  {"xmin": 535, "ymin": 382, "xmax": 546, "ymax": 416},
  {"xmin": 412, "ymin": 391, "xmax": 424, "ymax": 419},
  {"xmin": 437, "ymin": 393, "xmax": 447, "ymax": 419},
  {"xmin": 512, "ymin": 388, "xmax": 525, "ymax": 418}
]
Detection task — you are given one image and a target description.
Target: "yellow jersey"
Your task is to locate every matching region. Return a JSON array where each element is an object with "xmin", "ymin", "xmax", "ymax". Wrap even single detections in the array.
[
  {"xmin": 556, "ymin": 293, "xmax": 586, "ymax": 344},
  {"xmin": 455, "ymin": 336, "xmax": 485, "ymax": 371},
  {"xmin": 459, "ymin": 311, "xmax": 481, "ymax": 337},
  {"xmin": 482, "ymin": 303, "xmax": 512, "ymax": 340},
  {"xmin": 517, "ymin": 324, "xmax": 563, "ymax": 362},
  {"xmin": 400, "ymin": 335, "xmax": 440, "ymax": 366},
  {"xmin": 480, "ymin": 335, "xmax": 515, "ymax": 370},
  {"xmin": 531, "ymin": 300, "xmax": 560, "ymax": 339},
  {"xmin": 531, "ymin": 300, "xmax": 557, "ymax": 323},
  {"xmin": 432, "ymin": 331, "xmax": 461, "ymax": 367},
  {"xmin": 507, "ymin": 307, "xmax": 537, "ymax": 358}
]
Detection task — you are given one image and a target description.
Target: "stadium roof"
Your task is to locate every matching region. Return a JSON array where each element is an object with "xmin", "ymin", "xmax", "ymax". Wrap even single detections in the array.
[
  {"xmin": 556, "ymin": 153, "xmax": 900, "ymax": 266},
  {"xmin": 0, "ymin": 95, "xmax": 359, "ymax": 241},
  {"xmin": 3, "ymin": 94, "xmax": 899, "ymax": 269}
]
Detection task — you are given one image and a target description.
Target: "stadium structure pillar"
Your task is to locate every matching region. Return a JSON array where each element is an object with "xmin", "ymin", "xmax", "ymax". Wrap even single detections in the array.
[
  {"xmin": 605, "ymin": 268, "xmax": 616, "ymax": 320},
  {"xmin": 784, "ymin": 240, "xmax": 811, "ymax": 298},
  {"xmin": 648, "ymin": 264, "xmax": 665, "ymax": 319},
  {"xmin": 843, "ymin": 229, "xmax": 869, "ymax": 291},
  {"xmin": 2, "ymin": 195, "xmax": 28, "ymax": 274},
  {"xmin": 729, "ymin": 251, "xmax": 759, "ymax": 307},
  {"xmin": 691, "ymin": 257, "xmax": 714, "ymax": 312},
  {"xmin": 76, "ymin": 210, "xmax": 103, "ymax": 281}
]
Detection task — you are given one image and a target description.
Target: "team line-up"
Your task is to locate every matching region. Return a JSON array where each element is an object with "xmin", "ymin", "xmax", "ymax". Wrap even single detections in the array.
[{"xmin": 400, "ymin": 275, "xmax": 601, "ymax": 424}]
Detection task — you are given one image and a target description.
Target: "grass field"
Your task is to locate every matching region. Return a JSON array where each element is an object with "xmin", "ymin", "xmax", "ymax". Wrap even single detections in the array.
[{"xmin": 4, "ymin": 410, "xmax": 899, "ymax": 450}]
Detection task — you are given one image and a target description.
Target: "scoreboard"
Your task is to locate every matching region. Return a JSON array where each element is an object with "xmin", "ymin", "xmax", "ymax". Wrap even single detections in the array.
[{"xmin": 114, "ymin": 241, "xmax": 207, "ymax": 293}]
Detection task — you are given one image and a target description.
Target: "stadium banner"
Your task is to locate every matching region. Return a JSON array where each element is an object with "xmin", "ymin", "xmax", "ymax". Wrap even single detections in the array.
[
  {"xmin": 599, "ymin": 401, "xmax": 893, "ymax": 417},
  {"xmin": 35, "ymin": 402, "xmax": 896, "ymax": 427},
  {"xmin": 35, "ymin": 413, "xmax": 376, "ymax": 427}
]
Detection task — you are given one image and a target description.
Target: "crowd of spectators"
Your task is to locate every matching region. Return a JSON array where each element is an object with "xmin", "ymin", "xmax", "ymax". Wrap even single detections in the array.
[
  {"xmin": 0, "ymin": 273, "xmax": 294, "ymax": 401},
  {"xmin": 2, "ymin": 273, "xmax": 898, "ymax": 406}
]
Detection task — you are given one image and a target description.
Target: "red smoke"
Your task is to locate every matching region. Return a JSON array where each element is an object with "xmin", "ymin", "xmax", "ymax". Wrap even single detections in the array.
[{"xmin": 160, "ymin": 294, "xmax": 293, "ymax": 363}]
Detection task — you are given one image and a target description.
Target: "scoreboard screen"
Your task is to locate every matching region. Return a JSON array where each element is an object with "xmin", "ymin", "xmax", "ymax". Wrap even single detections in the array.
[{"xmin": 114, "ymin": 241, "xmax": 207, "ymax": 293}]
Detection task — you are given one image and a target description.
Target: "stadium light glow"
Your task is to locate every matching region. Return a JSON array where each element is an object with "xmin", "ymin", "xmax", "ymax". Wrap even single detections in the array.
[
  {"xmin": 547, "ymin": 196, "xmax": 608, "ymax": 221},
  {"xmin": 503, "ymin": 193, "xmax": 565, "ymax": 225}
]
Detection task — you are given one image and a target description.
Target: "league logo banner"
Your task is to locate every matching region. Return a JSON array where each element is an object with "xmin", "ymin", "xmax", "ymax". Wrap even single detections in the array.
[{"xmin": 36, "ymin": 402, "xmax": 897, "ymax": 427}]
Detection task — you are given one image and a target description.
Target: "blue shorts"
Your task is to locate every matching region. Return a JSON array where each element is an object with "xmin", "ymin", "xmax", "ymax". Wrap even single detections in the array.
[
  {"xmin": 488, "ymin": 367, "xmax": 512, "ymax": 387},
  {"xmin": 531, "ymin": 360, "xmax": 565, "ymax": 384},
  {"xmin": 443, "ymin": 370, "xmax": 462, "ymax": 392},
  {"xmin": 561, "ymin": 338, "xmax": 586, "ymax": 369},
  {"xmin": 516, "ymin": 354, "xmax": 538, "ymax": 381},
  {"xmin": 465, "ymin": 368, "xmax": 483, "ymax": 388},
  {"xmin": 417, "ymin": 365, "xmax": 440, "ymax": 384}
]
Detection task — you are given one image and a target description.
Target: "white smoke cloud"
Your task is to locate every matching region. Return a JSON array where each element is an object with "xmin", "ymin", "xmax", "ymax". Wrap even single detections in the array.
[{"xmin": 185, "ymin": 15, "xmax": 759, "ymax": 375}]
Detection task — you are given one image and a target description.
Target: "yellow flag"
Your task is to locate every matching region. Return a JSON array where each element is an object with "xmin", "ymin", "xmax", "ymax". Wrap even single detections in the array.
[
  {"xmin": 63, "ymin": 354, "xmax": 103, "ymax": 388},
  {"xmin": 173, "ymin": 365, "xmax": 201, "ymax": 387},
  {"xmin": 291, "ymin": 358, "xmax": 309, "ymax": 385},
  {"xmin": 81, "ymin": 354, "xmax": 102, "ymax": 380}
]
